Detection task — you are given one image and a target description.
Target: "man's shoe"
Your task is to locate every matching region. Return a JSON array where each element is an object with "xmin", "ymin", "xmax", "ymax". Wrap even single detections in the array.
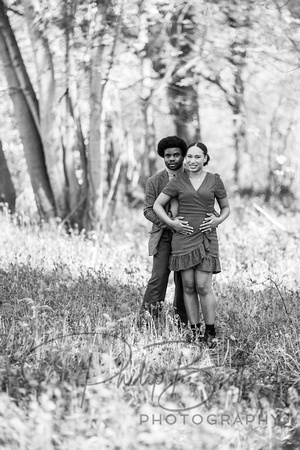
[{"xmin": 203, "ymin": 332, "xmax": 217, "ymax": 349}]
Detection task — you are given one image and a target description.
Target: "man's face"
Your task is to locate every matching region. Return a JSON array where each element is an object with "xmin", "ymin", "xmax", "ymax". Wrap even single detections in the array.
[{"xmin": 163, "ymin": 147, "xmax": 184, "ymax": 171}]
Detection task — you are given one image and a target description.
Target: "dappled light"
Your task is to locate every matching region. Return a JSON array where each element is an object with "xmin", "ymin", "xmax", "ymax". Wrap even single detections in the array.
[
  {"xmin": 1, "ymin": 200, "xmax": 300, "ymax": 447},
  {"xmin": 1, "ymin": 0, "xmax": 300, "ymax": 447}
]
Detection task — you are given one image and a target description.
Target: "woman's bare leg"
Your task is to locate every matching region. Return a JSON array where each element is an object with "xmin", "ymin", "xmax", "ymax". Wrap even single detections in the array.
[
  {"xmin": 181, "ymin": 268, "xmax": 199, "ymax": 325},
  {"xmin": 194, "ymin": 271, "xmax": 215, "ymax": 324},
  {"xmin": 194, "ymin": 270, "xmax": 217, "ymax": 347}
]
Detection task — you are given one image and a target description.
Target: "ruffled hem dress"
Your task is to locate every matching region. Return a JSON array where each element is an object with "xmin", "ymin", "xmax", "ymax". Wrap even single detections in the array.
[{"xmin": 162, "ymin": 171, "xmax": 227, "ymax": 273}]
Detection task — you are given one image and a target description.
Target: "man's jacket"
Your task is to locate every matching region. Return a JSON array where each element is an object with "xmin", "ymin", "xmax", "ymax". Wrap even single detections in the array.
[{"xmin": 143, "ymin": 169, "xmax": 171, "ymax": 256}]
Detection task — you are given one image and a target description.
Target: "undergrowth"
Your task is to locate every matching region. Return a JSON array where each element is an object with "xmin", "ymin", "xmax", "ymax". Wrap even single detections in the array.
[{"xmin": 0, "ymin": 200, "xmax": 299, "ymax": 449}]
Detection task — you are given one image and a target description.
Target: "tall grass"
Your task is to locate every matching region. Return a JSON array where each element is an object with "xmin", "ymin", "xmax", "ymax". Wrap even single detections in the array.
[{"xmin": 0, "ymin": 200, "xmax": 299, "ymax": 449}]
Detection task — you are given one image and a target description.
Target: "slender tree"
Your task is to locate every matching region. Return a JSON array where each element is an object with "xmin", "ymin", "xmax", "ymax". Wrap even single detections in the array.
[
  {"xmin": 199, "ymin": 0, "xmax": 253, "ymax": 186},
  {"xmin": 137, "ymin": 0, "xmax": 157, "ymax": 186},
  {"xmin": 0, "ymin": 140, "xmax": 16, "ymax": 213},
  {"xmin": 61, "ymin": 0, "xmax": 87, "ymax": 224},
  {"xmin": 0, "ymin": 0, "xmax": 55, "ymax": 218},
  {"xmin": 166, "ymin": 2, "xmax": 202, "ymax": 143},
  {"xmin": 22, "ymin": 0, "xmax": 69, "ymax": 217},
  {"xmin": 85, "ymin": 0, "xmax": 122, "ymax": 228}
]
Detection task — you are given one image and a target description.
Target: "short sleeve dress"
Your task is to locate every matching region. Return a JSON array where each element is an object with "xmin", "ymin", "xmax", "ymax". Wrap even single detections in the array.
[{"xmin": 162, "ymin": 171, "xmax": 227, "ymax": 273}]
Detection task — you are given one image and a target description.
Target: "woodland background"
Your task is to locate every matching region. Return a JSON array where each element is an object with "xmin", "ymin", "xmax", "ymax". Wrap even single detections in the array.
[
  {"xmin": 1, "ymin": 1, "xmax": 300, "ymax": 448},
  {"xmin": 0, "ymin": 0, "xmax": 300, "ymax": 229}
]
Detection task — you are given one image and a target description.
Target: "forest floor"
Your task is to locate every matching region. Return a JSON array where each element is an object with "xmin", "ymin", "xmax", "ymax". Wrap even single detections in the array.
[{"xmin": 0, "ymin": 198, "xmax": 300, "ymax": 450}]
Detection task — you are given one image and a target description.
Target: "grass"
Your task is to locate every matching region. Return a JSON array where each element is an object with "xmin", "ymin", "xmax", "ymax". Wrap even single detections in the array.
[{"xmin": 0, "ymin": 199, "xmax": 300, "ymax": 449}]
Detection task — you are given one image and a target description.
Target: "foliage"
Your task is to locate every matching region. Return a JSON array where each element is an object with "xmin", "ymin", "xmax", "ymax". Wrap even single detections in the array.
[
  {"xmin": 1, "ymin": 0, "xmax": 300, "ymax": 224},
  {"xmin": 0, "ymin": 199, "xmax": 300, "ymax": 448}
]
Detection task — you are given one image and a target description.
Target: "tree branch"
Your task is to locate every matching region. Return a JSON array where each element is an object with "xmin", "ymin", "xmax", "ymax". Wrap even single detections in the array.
[
  {"xmin": 199, "ymin": 71, "xmax": 236, "ymax": 108},
  {"xmin": 253, "ymin": 202, "xmax": 300, "ymax": 238},
  {"xmin": 102, "ymin": 0, "xmax": 124, "ymax": 87}
]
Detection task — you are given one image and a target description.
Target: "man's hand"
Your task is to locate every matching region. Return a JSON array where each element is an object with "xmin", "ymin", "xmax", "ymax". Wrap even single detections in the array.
[
  {"xmin": 199, "ymin": 213, "xmax": 219, "ymax": 233},
  {"xmin": 171, "ymin": 216, "xmax": 194, "ymax": 235}
]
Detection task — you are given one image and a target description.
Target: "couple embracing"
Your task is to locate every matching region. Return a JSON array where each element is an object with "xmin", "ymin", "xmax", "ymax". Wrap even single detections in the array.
[{"xmin": 141, "ymin": 136, "xmax": 230, "ymax": 348}]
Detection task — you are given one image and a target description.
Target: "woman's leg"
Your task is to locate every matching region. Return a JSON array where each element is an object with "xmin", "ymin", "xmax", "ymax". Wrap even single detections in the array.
[
  {"xmin": 181, "ymin": 268, "xmax": 199, "ymax": 325},
  {"xmin": 195, "ymin": 271, "xmax": 217, "ymax": 346},
  {"xmin": 194, "ymin": 271, "xmax": 215, "ymax": 325}
]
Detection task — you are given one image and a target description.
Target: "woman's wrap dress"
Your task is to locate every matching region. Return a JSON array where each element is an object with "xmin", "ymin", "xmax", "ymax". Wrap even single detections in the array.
[{"xmin": 162, "ymin": 171, "xmax": 227, "ymax": 273}]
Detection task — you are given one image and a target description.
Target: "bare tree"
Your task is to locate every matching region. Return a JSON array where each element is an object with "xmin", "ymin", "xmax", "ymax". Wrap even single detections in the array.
[
  {"xmin": 62, "ymin": 0, "xmax": 87, "ymax": 224},
  {"xmin": 85, "ymin": 0, "xmax": 122, "ymax": 229},
  {"xmin": 199, "ymin": 0, "xmax": 251, "ymax": 187},
  {"xmin": 166, "ymin": 3, "xmax": 202, "ymax": 143},
  {"xmin": 0, "ymin": 0, "xmax": 55, "ymax": 218},
  {"xmin": 22, "ymin": 0, "xmax": 69, "ymax": 217},
  {"xmin": 0, "ymin": 140, "xmax": 16, "ymax": 213}
]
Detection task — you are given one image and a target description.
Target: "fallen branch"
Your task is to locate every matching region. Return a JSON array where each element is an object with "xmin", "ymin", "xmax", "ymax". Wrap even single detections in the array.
[
  {"xmin": 252, "ymin": 202, "xmax": 287, "ymax": 232},
  {"xmin": 253, "ymin": 202, "xmax": 300, "ymax": 239}
]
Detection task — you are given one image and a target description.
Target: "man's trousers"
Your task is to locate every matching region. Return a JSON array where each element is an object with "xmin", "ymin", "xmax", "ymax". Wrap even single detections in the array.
[{"xmin": 142, "ymin": 229, "xmax": 188, "ymax": 324}]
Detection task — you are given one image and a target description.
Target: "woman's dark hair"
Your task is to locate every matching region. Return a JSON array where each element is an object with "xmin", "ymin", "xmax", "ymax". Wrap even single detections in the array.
[{"xmin": 187, "ymin": 142, "xmax": 210, "ymax": 166}]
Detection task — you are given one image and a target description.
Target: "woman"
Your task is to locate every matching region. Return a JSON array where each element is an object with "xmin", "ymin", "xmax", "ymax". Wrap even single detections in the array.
[{"xmin": 153, "ymin": 142, "xmax": 230, "ymax": 347}]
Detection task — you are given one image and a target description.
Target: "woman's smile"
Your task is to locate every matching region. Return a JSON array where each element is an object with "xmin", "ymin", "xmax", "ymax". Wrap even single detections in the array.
[{"xmin": 188, "ymin": 162, "xmax": 202, "ymax": 172}]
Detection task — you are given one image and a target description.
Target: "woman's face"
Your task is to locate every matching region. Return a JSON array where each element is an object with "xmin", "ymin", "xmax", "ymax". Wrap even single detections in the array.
[{"xmin": 186, "ymin": 146, "xmax": 207, "ymax": 172}]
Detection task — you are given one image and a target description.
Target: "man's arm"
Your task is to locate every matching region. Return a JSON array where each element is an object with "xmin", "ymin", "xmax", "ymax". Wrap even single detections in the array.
[
  {"xmin": 153, "ymin": 193, "xmax": 194, "ymax": 234},
  {"xmin": 143, "ymin": 178, "xmax": 166, "ymax": 228}
]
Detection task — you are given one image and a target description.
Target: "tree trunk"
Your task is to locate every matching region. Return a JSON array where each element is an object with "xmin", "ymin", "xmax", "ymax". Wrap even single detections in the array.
[
  {"xmin": 0, "ymin": 11, "xmax": 55, "ymax": 218},
  {"xmin": 231, "ymin": 72, "xmax": 247, "ymax": 187},
  {"xmin": 85, "ymin": 0, "xmax": 109, "ymax": 229},
  {"xmin": 63, "ymin": 1, "xmax": 87, "ymax": 226},
  {"xmin": 22, "ymin": 0, "xmax": 68, "ymax": 218},
  {"xmin": 136, "ymin": 2, "xmax": 157, "ymax": 187},
  {"xmin": 85, "ymin": 0, "xmax": 123, "ymax": 229},
  {"xmin": 140, "ymin": 56, "xmax": 156, "ymax": 187},
  {"xmin": 166, "ymin": 4, "xmax": 201, "ymax": 144},
  {"xmin": 230, "ymin": 78, "xmax": 248, "ymax": 188},
  {"xmin": 144, "ymin": 99, "xmax": 156, "ymax": 176},
  {"xmin": 226, "ymin": 2, "xmax": 250, "ymax": 188},
  {"xmin": 168, "ymin": 83, "xmax": 201, "ymax": 144},
  {"xmin": 0, "ymin": 140, "xmax": 16, "ymax": 213},
  {"xmin": 232, "ymin": 111, "xmax": 246, "ymax": 187},
  {"xmin": 0, "ymin": 0, "xmax": 39, "ymax": 131}
]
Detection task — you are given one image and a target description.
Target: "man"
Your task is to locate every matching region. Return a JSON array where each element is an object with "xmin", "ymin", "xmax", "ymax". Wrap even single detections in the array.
[{"xmin": 141, "ymin": 136, "xmax": 193, "ymax": 326}]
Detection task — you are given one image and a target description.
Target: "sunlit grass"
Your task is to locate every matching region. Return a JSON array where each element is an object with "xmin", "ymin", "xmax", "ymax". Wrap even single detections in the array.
[{"xmin": 0, "ymin": 200, "xmax": 299, "ymax": 449}]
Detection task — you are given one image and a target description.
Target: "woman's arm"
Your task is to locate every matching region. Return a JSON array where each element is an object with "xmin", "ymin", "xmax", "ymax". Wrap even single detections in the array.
[
  {"xmin": 199, "ymin": 197, "xmax": 230, "ymax": 233},
  {"xmin": 154, "ymin": 193, "xmax": 194, "ymax": 234}
]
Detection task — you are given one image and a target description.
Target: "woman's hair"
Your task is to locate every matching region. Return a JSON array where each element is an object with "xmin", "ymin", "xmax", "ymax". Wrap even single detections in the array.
[{"xmin": 187, "ymin": 142, "xmax": 210, "ymax": 166}]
